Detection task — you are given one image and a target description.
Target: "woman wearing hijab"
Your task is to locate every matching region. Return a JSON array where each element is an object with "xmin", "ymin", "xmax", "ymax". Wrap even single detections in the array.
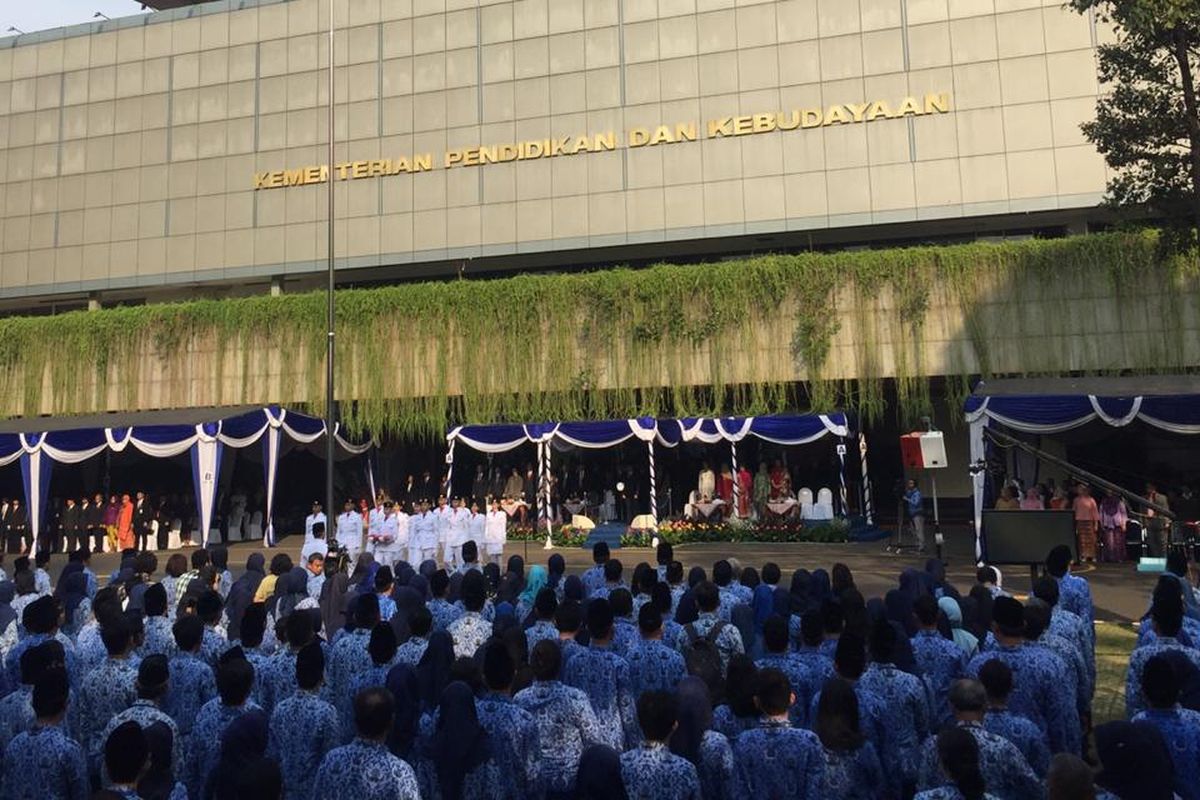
[
  {"xmin": 430, "ymin": 681, "xmax": 492, "ymax": 800},
  {"xmin": 712, "ymin": 655, "xmax": 759, "ymax": 738},
  {"xmin": 416, "ymin": 631, "xmax": 455, "ymax": 712},
  {"xmin": 203, "ymin": 708, "xmax": 269, "ymax": 800},
  {"xmin": 939, "ymin": 597, "xmax": 979, "ymax": 658},
  {"xmin": 810, "ymin": 569, "xmax": 833, "ymax": 610},
  {"xmin": 575, "ymin": 744, "xmax": 629, "ymax": 800},
  {"xmin": 686, "ymin": 566, "xmax": 706, "ymax": 589},
  {"xmin": 55, "ymin": 570, "xmax": 90, "ymax": 637},
  {"xmin": 563, "ymin": 575, "xmax": 584, "ymax": 604},
  {"xmin": 752, "ymin": 582, "xmax": 776, "ymax": 633},
  {"xmin": 831, "ymin": 563, "xmax": 855, "ymax": 595},
  {"xmin": 137, "ymin": 721, "xmax": 184, "ymax": 800},
  {"xmin": 731, "ymin": 604, "xmax": 758, "ymax": 660},
  {"xmin": 547, "ymin": 554, "xmax": 566, "ymax": 593},
  {"xmin": 817, "ymin": 677, "xmax": 884, "ymax": 800},
  {"xmin": 915, "ymin": 726, "xmax": 989, "ymax": 800},
  {"xmin": 318, "ymin": 559, "xmax": 351, "ymax": 640},
  {"xmin": 224, "ymin": 554, "xmax": 265, "ymax": 642},
  {"xmin": 670, "ymin": 675, "xmax": 734, "ymax": 800},
  {"xmin": 385, "ymin": 663, "xmax": 422, "ymax": 760},
  {"xmin": 482, "ymin": 563, "xmax": 501, "ymax": 597},
  {"xmin": 515, "ymin": 565, "xmax": 548, "ymax": 624},
  {"xmin": 351, "ymin": 552, "xmax": 379, "ymax": 595},
  {"xmin": 1093, "ymin": 721, "xmax": 1176, "ymax": 800},
  {"xmin": 967, "ymin": 585, "xmax": 995, "ymax": 647}
]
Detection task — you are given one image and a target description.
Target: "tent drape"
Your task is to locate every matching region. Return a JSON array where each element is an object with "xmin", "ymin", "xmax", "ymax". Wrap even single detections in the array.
[{"xmin": 3, "ymin": 406, "xmax": 372, "ymax": 555}]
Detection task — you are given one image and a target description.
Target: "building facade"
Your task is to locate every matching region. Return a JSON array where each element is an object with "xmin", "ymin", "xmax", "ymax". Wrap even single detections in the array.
[{"xmin": 0, "ymin": 0, "xmax": 1111, "ymax": 311}]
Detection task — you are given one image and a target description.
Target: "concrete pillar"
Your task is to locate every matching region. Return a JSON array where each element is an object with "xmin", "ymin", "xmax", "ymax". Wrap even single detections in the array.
[
  {"xmin": 270, "ymin": 276, "xmax": 284, "ymax": 297},
  {"xmin": 87, "ymin": 292, "xmax": 101, "ymax": 311}
]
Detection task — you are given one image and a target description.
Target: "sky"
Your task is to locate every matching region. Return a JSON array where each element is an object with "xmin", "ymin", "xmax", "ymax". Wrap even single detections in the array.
[{"xmin": 5, "ymin": 0, "xmax": 148, "ymax": 36}]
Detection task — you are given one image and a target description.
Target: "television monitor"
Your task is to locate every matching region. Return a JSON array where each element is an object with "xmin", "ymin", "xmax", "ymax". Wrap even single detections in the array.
[{"xmin": 982, "ymin": 510, "xmax": 1076, "ymax": 565}]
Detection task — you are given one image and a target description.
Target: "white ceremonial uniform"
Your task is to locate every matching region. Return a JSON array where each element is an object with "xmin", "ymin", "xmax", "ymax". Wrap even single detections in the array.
[
  {"xmin": 445, "ymin": 507, "xmax": 471, "ymax": 568},
  {"xmin": 366, "ymin": 505, "xmax": 385, "ymax": 556},
  {"xmin": 485, "ymin": 509, "xmax": 508, "ymax": 564},
  {"xmin": 433, "ymin": 505, "xmax": 452, "ymax": 565},
  {"xmin": 375, "ymin": 512, "xmax": 400, "ymax": 569},
  {"xmin": 468, "ymin": 512, "xmax": 486, "ymax": 554},
  {"xmin": 414, "ymin": 511, "xmax": 438, "ymax": 565},
  {"xmin": 336, "ymin": 511, "xmax": 362, "ymax": 561},
  {"xmin": 304, "ymin": 511, "xmax": 327, "ymax": 542},
  {"xmin": 390, "ymin": 511, "xmax": 410, "ymax": 567}
]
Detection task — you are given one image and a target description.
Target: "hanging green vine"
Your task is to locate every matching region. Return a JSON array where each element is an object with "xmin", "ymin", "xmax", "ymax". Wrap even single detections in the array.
[{"xmin": 0, "ymin": 229, "xmax": 1194, "ymax": 439}]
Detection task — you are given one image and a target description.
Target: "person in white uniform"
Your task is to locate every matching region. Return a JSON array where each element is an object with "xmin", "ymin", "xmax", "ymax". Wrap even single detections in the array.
[
  {"xmin": 366, "ymin": 497, "xmax": 385, "ymax": 559},
  {"xmin": 335, "ymin": 499, "xmax": 363, "ymax": 564},
  {"xmin": 418, "ymin": 499, "xmax": 440, "ymax": 565},
  {"xmin": 374, "ymin": 501, "xmax": 401, "ymax": 569},
  {"xmin": 445, "ymin": 497, "xmax": 471, "ymax": 569},
  {"xmin": 305, "ymin": 501, "xmax": 327, "ymax": 542},
  {"xmin": 432, "ymin": 496, "xmax": 452, "ymax": 568},
  {"xmin": 467, "ymin": 502, "xmax": 486, "ymax": 562},
  {"xmin": 484, "ymin": 498, "xmax": 508, "ymax": 566},
  {"xmin": 382, "ymin": 500, "xmax": 409, "ymax": 569}
]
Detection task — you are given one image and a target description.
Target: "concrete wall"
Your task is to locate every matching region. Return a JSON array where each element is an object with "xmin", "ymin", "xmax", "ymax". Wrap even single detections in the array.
[{"xmin": 0, "ymin": 0, "xmax": 1110, "ymax": 300}]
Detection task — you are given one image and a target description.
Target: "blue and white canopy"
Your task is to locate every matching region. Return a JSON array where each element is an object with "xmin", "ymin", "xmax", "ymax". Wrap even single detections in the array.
[{"xmin": 0, "ymin": 406, "xmax": 371, "ymax": 553}]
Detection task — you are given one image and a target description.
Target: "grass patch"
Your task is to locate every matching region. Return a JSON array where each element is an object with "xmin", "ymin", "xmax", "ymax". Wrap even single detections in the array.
[{"xmin": 1093, "ymin": 622, "xmax": 1137, "ymax": 726}]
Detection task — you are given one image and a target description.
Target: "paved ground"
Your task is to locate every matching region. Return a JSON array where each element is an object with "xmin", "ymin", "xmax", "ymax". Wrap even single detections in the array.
[{"xmin": 32, "ymin": 524, "xmax": 1157, "ymax": 622}]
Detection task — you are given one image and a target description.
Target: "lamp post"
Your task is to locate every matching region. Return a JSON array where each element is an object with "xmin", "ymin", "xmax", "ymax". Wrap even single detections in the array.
[{"xmin": 324, "ymin": 0, "xmax": 337, "ymax": 535}]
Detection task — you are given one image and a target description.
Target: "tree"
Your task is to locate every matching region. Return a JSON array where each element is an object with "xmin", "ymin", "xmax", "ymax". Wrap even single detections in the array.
[{"xmin": 1071, "ymin": 0, "xmax": 1200, "ymax": 247}]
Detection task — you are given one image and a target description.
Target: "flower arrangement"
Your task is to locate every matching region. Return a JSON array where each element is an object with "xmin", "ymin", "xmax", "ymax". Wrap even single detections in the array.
[{"xmin": 508, "ymin": 517, "xmax": 850, "ymax": 547}]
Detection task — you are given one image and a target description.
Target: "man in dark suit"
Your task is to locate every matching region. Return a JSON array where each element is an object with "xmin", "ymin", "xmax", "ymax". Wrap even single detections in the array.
[
  {"xmin": 133, "ymin": 491, "xmax": 153, "ymax": 551},
  {"xmin": 84, "ymin": 494, "xmax": 104, "ymax": 553},
  {"xmin": 60, "ymin": 497, "xmax": 81, "ymax": 554},
  {"xmin": 7, "ymin": 499, "xmax": 28, "ymax": 554}
]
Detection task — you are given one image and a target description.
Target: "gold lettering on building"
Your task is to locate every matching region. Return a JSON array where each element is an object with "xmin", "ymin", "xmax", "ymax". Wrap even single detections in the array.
[{"xmin": 253, "ymin": 94, "xmax": 950, "ymax": 188}]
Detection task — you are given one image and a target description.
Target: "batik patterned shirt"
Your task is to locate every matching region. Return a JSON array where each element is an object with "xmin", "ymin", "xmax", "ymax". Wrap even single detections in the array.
[
  {"xmin": 185, "ymin": 700, "xmax": 262, "ymax": 798},
  {"xmin": 513, "ymin": 680, "xmax": 603, "ymax": 794},
  {"xmin": 911, "ymin": 630, "xmax": 966, "ymax": 725},
  {"xmin": 985, "ymin": 708, "xmax": 1050, "ymax": 778},
  {"xmin": 611, "ymin": 619, "xmax": 641, "ymax": 657},
  {"xmin": 139, "ymin": 616, "xmax": 176, "ymax": 659},
  {"xmin": 915, "ymin": 789, "xmax": 1001, "ymax": 800},
  {"xmin": 164, "ymin": 652, "xmax": 216, "ymax": 737},
  {"xmin": 328, "ymin": 628, "xmax": 373, "ymax": 721},
  {"xmin": 0, "ymin": 723, "xmax": 89, "ymax": 800},
  {"xmin": 524, "ymin": 620, "xmax": 559, "ymax": 653},
  {"xmin": 96, "ymin": 699, "xmax": 181, "ymax": 780},
  {"xmin": 474, "ymin": 693, "xmax": 540, "ymax": 800},
  {"xmin": 258, "ymin": 647, "xmax": 298, "ymax": 714},
  {"xmin": 5, "ymin": 633, "xmax": 79, "ymax": 689},
  {"xmin": 695, "ymin": 729, "xmax": 734, "ymax": 800},
  {"xmin": 427, "ymin": 599, "xmax": 462, "ymax": 632},
  {"xmin": 313, "ymin": 739, "xmax": 421, "ymax": 800},
  {"xmin": 968, "ymin": 643, "xmax": 1080, "ymax": 755},
  {"xmin": 0, "ymin": 688, "xmax": 33, "ymax": 754},
  {"xmin": 675, "ymin": 613, "xmax": 744, "ymax": 674},
  {"xmin": 394, "ymin": 637, "xmax": 428, "ymax": 668},
  {"xmin": 76, "ymin": 657, "xmax": 139, "ymax": 757},
  {"xmin": 1055, "ymin": 574, "xmax": 1095, "ymax": 645},
  {"xmin": 581, "ymin": 565, "xmax": 606, "ymax": 597},
  {"xmin": 823, "ymin": 742, "xmax": 885, "ymax": 800},
  {"xmin": 1126, "ymin": 637, "xmax": 1200, "ymax": 718},
  {"xmin": 198, "ymin": 626, "xmax": 228, "ymax": 667},
  {"xmin": 732, "ymin": 719, "xmax": 825, "ymax": 799},
  {"xmin": 268, "ymin": 690, "xmax": 341, "ymax": 800},
  {"xmin": 1049, "ymin": 607, "xmax": 1094, "ymax": 685},
  {"xmin": 561, "ymin": 644, "xmax": 639, "ymax": 750},
  {"xmin": 619, "ymin": 742, "xmax": 701, "ymax": 800},
  {"xmin": 626, "ymin": 639, "xmax": 687, "ymax": 697},
  {"xmin": 448, "ymin": 611, "xmax": 492, "ymax": 659},
  {"xmin": 858, "ymin": 662, "xmax": 931, "ymax": 794},
  {"xmin": 916, "ymin": 721, "xmax": 1043, "ymax": 800},
  {"xmin": 794, "ymin": 647, "xmax": 836, "ymax": 685},
  {"xmin": 1036, "ymin": 633, "xmax": 1088, "ymax": 713},
  {"xmin": 1133, "ymin": 706, "xmax": 1200, "ymax": 800}
]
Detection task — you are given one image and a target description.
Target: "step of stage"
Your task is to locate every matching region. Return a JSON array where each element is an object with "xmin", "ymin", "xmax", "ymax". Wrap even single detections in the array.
[{"xmin": 582, "ymin": 522, "xmax": 627, "ymax": 550}]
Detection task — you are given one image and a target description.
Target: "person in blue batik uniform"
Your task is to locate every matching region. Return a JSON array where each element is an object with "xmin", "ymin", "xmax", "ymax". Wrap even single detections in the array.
[
  {"xmin": 1046, "ymin": 545, "xmax": 1095, "ymax": 649},
  {"xmin": 815, "ymin": 677, "xmax": 885, "ymax": 800},
  {"xmin": 0, "ymin": 640, "xmax": 62, "ymax": 754},
  {"xmin": 1024, "ymin": 600, "xmax": 1089, "ymax": 721},
  {"xmin": 670, "ymin": 676, "xmax": 735, "ymax": 800},
  {"xmin": 184, "ymin": 655, "xmax": 261, "ymax": 798},
  {"xmin": 1127, "ymin": 588, "xmax": 1200, "ymax": 718},
  {"xmin": 966, "ymin": 596, "xmax": 1079, "ymax": 755},
  {"xmin": 196, "ymin": 590, "xmax": 229, "ymax": 667},
  {"xmin": 755, "ymin": 616, "xmax": 816, "ymax": 726},
  {"xmin": 795, "ymin": 609, "xmax": 837, "ymax": 679},
  {"xmin": 476, "ymin": 643, "xmax": 541, "ymax": 800},
  {"xmin": 427, "ymin": 570, "xmax": 463, "ymax": 632},
  {"xmin": 344, "ymin": 623, "xmax": 399, "ymax": 740},
  {"xmin": 580, "ymin": 542, "xmax": 610, "ymax": 598},
  {"xmin": 513, "ymin": 639, "xmax": 604, "ymax": 797},
  {"xmin": 675, "ymin": 581, "xmax": 744, "ymax": 675},
  {"xmin": 978, "ymin": 659, "xmax": 1050, "ymax": 779},
  {"xmin": 1033, "ymin": 576, "xmax": 1095, "ymax": 691},
  {"xmin": 314, "ymin": 687, "xmax": 421, "ymax": 800},
  {"xmin": 94, "ymin": 656, "xmax": 181, "ymax": 784},
  {"xmin": 268, "ymin": 643, "xmax": 340, "ymax": 800},
  {"xmin": 447, "ymin": 572, "xmax": 493, "ymax": 659},
  {"xmin": 328, "ymin": 592, "xmax": 380, "ymax": 724},
  {"xmin": 259, "ymin": 612, "xmax": 316, "ymax": 715},
  {"xmin": 163, "ymin": 616, "xmax": 216, "ymax": 739},
  {"xmin": 524, "ymin": 588, "xmax": 560, "ymax": 653},
  {"xmin": 0, "ymin": 668, "xmax": 88, "ymax": 800},
  {"xmin": 608, "ymin": 589, "xmax": 642, "ymax": 657},
  {"xmin": 4, "ymin": 596, "xmax": 78, "ymax": 690},
  {"xmin": 916, "ymin": 679, "xmax": 1043, "ymax": 800},
  {"xmin": 911, "ymin": 594, "xmax": 967, "ymax": 726},
  {"xmin": 626, "ymin": 603, "xmax": 686, "ymax": 697},
  {"xmin": 808, "ymin": 633, "xmax": 889, "ymax": 776},
  {"xmin": 562, "ymin": 598, "xmax": 639, "ymax": 751},
  {"xmin": 620, "ymin": 690, "xmax": 701, "ymax": 800},
  {"xmin": 589, "ymin": 559, "xmax": 626, "ymax": 601},
  {"xmin": 1132, "ymin": 654, "xmax": 1200, "ymax": 800},
  {"xmin": 732, "ymin": 668, "xmax": 825, "ymax": 798},
  {"xmin": 77, "ymin": 614, "xmax": 140, "ymax": 763},
  {"xmin": 858, "ymin": 619, "xmax": 931, "ymax": 797},
  {"xmin": 554, "ymin": 600, "xmax": 588, "ymax": 667},
  {"xmin": 138, "ymin": 585, "xmax": 175, "ymax": 659},
  {"xmin": 915, "ymin": 725, "xmax": 1002, "ymax": 800}
]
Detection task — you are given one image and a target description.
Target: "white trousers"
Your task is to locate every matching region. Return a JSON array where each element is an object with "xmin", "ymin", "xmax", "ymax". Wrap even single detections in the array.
[{"xmin": 443, "ymin": 542, "xmax": 462, "ymax": 569}]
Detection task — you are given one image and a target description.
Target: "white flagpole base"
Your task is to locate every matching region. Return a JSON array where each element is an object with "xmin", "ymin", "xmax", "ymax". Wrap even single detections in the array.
[{"xmin": 543, "ymin": 534, "xmax": 554, "ymax": 549}]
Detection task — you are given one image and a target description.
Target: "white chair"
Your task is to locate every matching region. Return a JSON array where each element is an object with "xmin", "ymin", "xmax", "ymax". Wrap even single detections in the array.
[
  {"xmin": 226, "ymin": 508, "xmax": 245, "ymax": 542},
  {"xmin": 167, "ymin": 519, "xmax": 183, "ymax": 550},
  {"xmin": 246, "ymin": 511, "xmax": 263, "ymax": 541},
  {"xmin": 684, "ymin": 490, "xmax": 698, "ymax": 519},
  {"xmin": 813, "ymin": 487, "xmax": 835, "ymax": 520},
  {"xmin": 799, "ymin": 487, "xmax": 815, "ymax": 519}
]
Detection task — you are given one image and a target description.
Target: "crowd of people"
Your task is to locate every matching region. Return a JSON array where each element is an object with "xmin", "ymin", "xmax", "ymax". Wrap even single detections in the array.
[
  {"xmin": 1, "ymin": 493, "xmax": 186, "ymax": 558},
  {"xmin": 0, "ymin": 532, "xmax": 1195, "ymax": 800}
]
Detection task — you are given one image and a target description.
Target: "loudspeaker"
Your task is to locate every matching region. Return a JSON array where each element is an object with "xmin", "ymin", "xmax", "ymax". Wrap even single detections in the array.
[{"xmin": 900, "ymin": 432, "xmax": 948, "ymax": 469}]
